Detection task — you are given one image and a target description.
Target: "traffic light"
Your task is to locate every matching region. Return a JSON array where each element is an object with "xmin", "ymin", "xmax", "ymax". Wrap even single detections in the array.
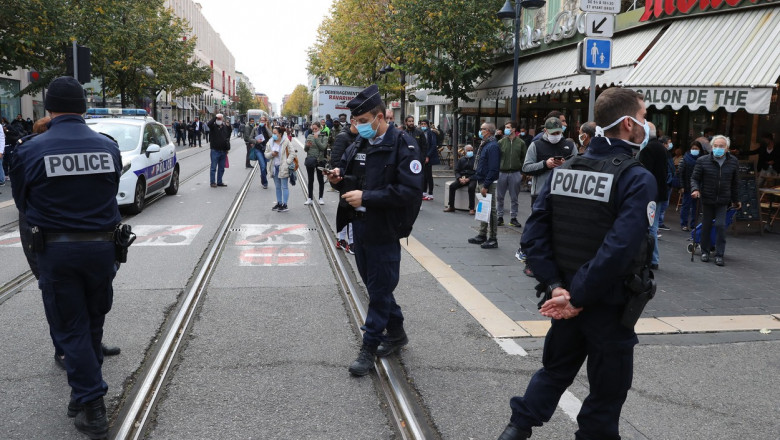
[
  {"xmin": 28, "ymin": 70, "xmax": 41, "ymax": 82},
  {"xmin": 65, "ymin": 45, "xmax": 92, "ymax": 84}
]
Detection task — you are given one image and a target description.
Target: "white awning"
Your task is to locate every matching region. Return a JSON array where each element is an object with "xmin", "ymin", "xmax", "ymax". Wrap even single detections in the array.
[
  {"xmin": 471, "ymin": 25, "xmax": 665, "ymax": 99},
  {"xmin": 623, "ymin": 8, "xmax": 780, "ymax": 114}
]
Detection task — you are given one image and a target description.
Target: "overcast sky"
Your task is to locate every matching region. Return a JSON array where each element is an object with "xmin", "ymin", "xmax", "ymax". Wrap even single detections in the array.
[{"xmin": 193, "ymin": 0, "xmax": 328, "ymax": 109}]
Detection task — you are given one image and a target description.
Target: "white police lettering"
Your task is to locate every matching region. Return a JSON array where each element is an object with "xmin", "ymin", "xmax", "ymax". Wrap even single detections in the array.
[
  {"xmin": 409, "ymin": 159, "xmax": 422, "ymax": 174},
  {"xmin": 355, "ymin": 153, "xmax": 366, "ymax": 163},
  {"xmin": 550, "ymin": 168, "xmax": 613, "ymax": 202},
  {"xmin": 45, "ymin": 152, "xmax": 115, "ymax": 177}
]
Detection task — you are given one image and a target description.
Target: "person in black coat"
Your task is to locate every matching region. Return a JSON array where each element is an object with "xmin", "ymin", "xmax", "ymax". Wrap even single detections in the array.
[
  {"xmin": 691, "ymin": 135, "xmax": 741, "ymax": 266},
  {"xmin": 744, "ymin": 132, "xmax": 778, "ymax": 187},
  {"xmin": 443, "ymin": 144, "xmax": 477, "ymax": 213},
  {"xmin": 677, "ymin": 140, "xmax": 704, "ymax": 230},
  {"xmin": 638, "ymin": 122, "xmax": 668, "ymax": 268}
]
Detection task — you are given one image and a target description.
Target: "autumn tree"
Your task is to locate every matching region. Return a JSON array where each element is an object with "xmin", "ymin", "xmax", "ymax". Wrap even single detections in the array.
[
  {"xmin": 306, "ymin": 0, "xmax": 402, "ymax": 99},
  {"xmin": 282, "ymin": 85, "xmax": 311, "ymax": 118},
  {"xmin": 390, "ymin": 0, "xmax": 505, "ymax": 150}
]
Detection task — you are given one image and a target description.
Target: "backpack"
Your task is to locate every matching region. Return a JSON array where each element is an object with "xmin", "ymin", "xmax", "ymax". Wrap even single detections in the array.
[{"xmin": 388, "ymin": 130, "xmax": 423, "ymax": 238}]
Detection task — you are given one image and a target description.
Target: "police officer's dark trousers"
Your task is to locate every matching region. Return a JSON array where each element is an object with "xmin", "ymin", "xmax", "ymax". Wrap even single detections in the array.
[
  {"xmin": 38, "ymin": 241, "xmax": 116, "ymax": 404},
  {"xmin": 509, "ymin": 304, "xmax": 637, "ymax": 440},
  {"xmin": 351, "ymin": 219, "xmax": 403, "ymax": 348}
]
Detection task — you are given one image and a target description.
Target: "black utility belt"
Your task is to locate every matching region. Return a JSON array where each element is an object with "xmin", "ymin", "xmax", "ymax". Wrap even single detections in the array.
[{"xmin": 44, "ymin": 232, "xmax": 115, "ymax": 243}]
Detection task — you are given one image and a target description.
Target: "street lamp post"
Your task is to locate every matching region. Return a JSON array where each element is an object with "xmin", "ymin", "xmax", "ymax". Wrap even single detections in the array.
[{"xmin": 497, "ymin": 0, "xmax": 546, "ymax": 122}]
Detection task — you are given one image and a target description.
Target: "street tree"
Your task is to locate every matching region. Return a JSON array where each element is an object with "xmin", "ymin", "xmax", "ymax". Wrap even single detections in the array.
[
  {"xmin": 389, "ymin": 0, "xmax": 505, "ymax": 152},
  {"xmin": 306, "ymin": 0, "xmax": 402, "ymax": 99},
  {"xmin": 282, "ymin": 85, "xmax": 311, "ymax": 118},
  {"xmin": 235, "ymin": 81, "xmax": 255, "ymax": 116}
]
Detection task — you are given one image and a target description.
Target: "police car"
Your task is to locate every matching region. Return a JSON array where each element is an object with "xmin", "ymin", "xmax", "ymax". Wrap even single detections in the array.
[{"xmin": 85, "ymin": 108, "xmax": 179, "ymax": 213}]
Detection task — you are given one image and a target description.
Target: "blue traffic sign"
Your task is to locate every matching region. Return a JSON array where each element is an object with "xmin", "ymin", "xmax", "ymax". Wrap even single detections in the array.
[{"xmin": 582, "ymin": 38, "xmax": 612, "ymax": 71}]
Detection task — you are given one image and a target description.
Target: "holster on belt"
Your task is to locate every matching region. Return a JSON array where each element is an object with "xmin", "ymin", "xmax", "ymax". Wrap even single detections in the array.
[
  {"xmin": 621, "ymin": 268, "xmax": 656, "ymax": 329},
  {"xmin": 114, "ymin": 223, "xmax": 136, "ymax": 263}
]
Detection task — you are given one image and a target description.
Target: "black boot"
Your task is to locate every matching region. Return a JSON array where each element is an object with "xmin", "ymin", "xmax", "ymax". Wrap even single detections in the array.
[
  {"xmin": 101, "ymin": 343, "xmax": 121, "ymax": 356},
  {"xmin": 74, "ymin": 396, "xmax": 108, "ymax": 439},
  {"xmin": 497, "ymin": 423, "xmax": 531, "ymax": 440},
  {"xmin": 348, "ymin": 344, "xmax": 377, "ymax": 377},
  {"xmin": 376, "ymin": 330, "xmax": 409, "ymax": 357},
  {"xmin": 67, "ymin": 391, "xmax": 83, "ymax": 417}
]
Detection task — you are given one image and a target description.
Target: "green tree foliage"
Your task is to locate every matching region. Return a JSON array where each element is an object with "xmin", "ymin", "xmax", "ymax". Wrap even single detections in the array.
[
  {"xmin": 282, "ymin": 85, "xmax": 311, "ymax": 117},
  {"xmin": 236, "ymin": 81, "xmax": 255, "ymax": 115},
  {"xmin": 306, "ymin": 0, "xmax": 402, "ymax": 99},
  {"xmin": 0, "ymin": 0, "xmax": 208, "ymax": 107},
  {"xmin": 389, "ymin": 0, "xmax": 505, "ymax": 147}
]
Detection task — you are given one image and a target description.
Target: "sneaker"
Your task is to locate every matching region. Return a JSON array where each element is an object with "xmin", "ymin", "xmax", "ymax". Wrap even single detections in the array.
[
  {"xmin": 497, "ymin": 216, "xmax": 504, "ymax": 226},
  {"xmin": 278, "ymin": 204, "xmax": 289, "ymax": 212},
  {"xmin": 681, "ymin": 225, "xmax": 690, "ymax": 231},
  {"xmin": 347, "ymin": 243, "xmax": 355, "ymax": 255},
  {"xmin": 210, "ymin": 183, "xmax": 217, "ymax": 188},
  {"xmin": 262, "ymin": 185, "xmax": 268, "ymax": 189},
  {"xmin": 468, "ymin": 235, "xmax": 487, "ymax": 244},
  {"xmin": 701, "ymin": 252, "xmax": 710, "ymax": 263},
  {"xmin": 271, "ymin": 203, "xmax": 281, "ymax": 211},
  {"xmin": 336, "ymin": 239, "xmax": 346, "ymax": 250},
  {"xmin": 650, "ymin": 263, "xmax": 659, "ymax": 270},
  {"xmin": 423, "ymin": 195, "xmax": 434, "ymax": 201},
  {"xmin": 318, "ymin": 198, "xmax": 325, "ymax": 205},
  {"xmin": 304, "ymin": 198, "xmax": 313, "ymax": 205},
  {"xmin": 480, "ymin": 238, "xmax": 498, "ymax": 249},
  {"xmin": 509, "ymin": 218, "xmax": 521, "ymax": 227},
  {"xmin": 658, "ymin": 224, "xmax": 671, "ymax": 231},
  {"xmin": 715, "ymin": 256, "xmax": 724, "ymax": 266},
  {"xmin": 422, "ymin": 193, "xmax": 429, "ymax": 200},
  {"xmin": 515, "ymin": 249, "xmax": 526, "ymax": 262}
]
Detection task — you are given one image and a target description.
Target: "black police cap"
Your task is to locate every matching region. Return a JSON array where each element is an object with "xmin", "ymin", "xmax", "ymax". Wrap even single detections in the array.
[{"xmin": 347, "ymin": 84, "xmax": 382, "ymax": 117}]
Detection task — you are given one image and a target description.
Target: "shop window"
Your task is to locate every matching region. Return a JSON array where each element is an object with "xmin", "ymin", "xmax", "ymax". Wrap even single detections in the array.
[{"xmin": 0, "ymin": 78, "xmax": 21, "ymax": 121}]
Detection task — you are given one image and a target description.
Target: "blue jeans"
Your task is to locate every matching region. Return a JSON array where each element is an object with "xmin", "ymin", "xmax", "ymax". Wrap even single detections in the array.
[
  {"xmin": 272, "ymin": 165, "xmax": 289, "ymax": 204},
  {"xmin": 650, "ymin": 204, "xmax": 660, "ymax": 265},
  {"xmin": 210, "ymin": 149, "xmax": 226, "ymax": 185},
  {"xmin": 680, "ymin": 191, "xmax": 697, "ymax": 228},
  {"xmin": 657, "ymin": 189, "xmax": 671, "ymax": 226},
  {"xmin": 256, "ymin": 149, "xmax": 268, "ymax": 187},
  {"xmin": 0, "ymin": 156, "xmax": 5, "ymax": 184}
]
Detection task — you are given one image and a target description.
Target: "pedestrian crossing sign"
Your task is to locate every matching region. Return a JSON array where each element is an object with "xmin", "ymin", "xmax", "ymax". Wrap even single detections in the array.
[{"xmin": 582, "ymin": 38, "xmax": 612, "ymax": 71}]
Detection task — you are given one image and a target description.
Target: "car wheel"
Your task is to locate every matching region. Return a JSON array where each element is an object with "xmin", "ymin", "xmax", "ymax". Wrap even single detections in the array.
[
  {"xmin": 127, "ymin": 178, "xmax": 146, "ymax": 214},
  {"xmin": 165, "ymin": 165, "xmax": 180, "ymax": 195}
]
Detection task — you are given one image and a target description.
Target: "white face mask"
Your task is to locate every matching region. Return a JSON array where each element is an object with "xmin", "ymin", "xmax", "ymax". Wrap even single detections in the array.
[
  {"xmin": 216, "ymin": 120, "xmax": 223, "ymax": 126},
  {"xmin": 546, "ymin": 133, "xmax": 563, "ymax": 144}
]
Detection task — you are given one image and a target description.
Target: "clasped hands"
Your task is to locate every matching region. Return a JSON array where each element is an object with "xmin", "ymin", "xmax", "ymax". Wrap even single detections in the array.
[{"xmin": 540, "ymin": 287, "xmax": 583, "ymax": 320}]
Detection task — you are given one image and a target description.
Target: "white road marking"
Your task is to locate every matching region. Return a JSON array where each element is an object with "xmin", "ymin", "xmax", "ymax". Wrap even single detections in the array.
[
  {"xmin": 494, "ymin": 338, "xmax": 528, "ymax": 356},
  {"xmin": 559, "ymin": 390, "xmax": 583, "ymax": 422}
]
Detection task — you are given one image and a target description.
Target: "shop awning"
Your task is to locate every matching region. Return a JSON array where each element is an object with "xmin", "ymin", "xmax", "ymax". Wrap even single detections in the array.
[
  {"xmin": 181, "ymin": 100, "xmax": 192, "ymax": 110},
  {"xmin": 172, "ymin": 98, "xmax": 183, "ymax": 107},
  {"xmin": 472, "ymin": 25, "xmax": 665, "ymax": 100},
  {"xmin": 205, "ymin": 105, "xmax": 214, "ymax": 113},
  {"xmin": 623, "ymin": 8, "xmax": 780, "ymax": 114}
]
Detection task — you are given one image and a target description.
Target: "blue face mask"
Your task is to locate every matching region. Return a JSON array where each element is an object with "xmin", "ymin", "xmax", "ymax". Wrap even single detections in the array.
[
  {"xmin": 504, "ymin": 128, "xmax": 512, "ymax": 136},
  {"xmin": 712, "ymin": 147, "xmax": 726, "ymax": 157},
  {"xmin": 478, "ymin": 131, "xmax": 484, "ymax": 139},
  {"xmin": 690, "ymin": 149, "xmax": 700, "ymax": 156},
  {"xmin": 562, "ymin": 125, "xmax": 567, "ymax": 133},
  {"xmin": 667, "ymin": 142, "xmax": 674, "ymax": 150},
  {"xmin": 259, "ymin": 122, "xmax": 265, "ymax": 127},
  {"xmin": 466, "ymin": 151, "xmax": 474, "ymax": 158},
  {"xmin": 356, "ymin": 114, "xmax": 378, "ymax": 139},
  {"xmin": 272, "ymin": 134, "xmax": 278, "ymax": 141},
  {"xmin": 421, "ymin": 126, "xmax": 427, "ymax": 131}
]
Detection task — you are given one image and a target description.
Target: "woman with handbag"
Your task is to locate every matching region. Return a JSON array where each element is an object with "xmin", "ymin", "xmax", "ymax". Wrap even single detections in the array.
[
  {"xmin": 264, "ymin": 126, "xmax": 297, "ymax": 212},
  {"xmin": 303, "ymin": 122, "xmax": 329, "ymax": 205}
]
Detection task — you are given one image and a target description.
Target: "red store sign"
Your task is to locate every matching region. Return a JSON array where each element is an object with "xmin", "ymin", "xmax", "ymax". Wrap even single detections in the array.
[{"xmin": 641, "ymin": 0, "xmax": 771, "ymax": 21}]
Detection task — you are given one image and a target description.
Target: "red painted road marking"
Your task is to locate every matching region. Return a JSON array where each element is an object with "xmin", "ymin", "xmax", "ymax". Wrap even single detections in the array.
[
  {"xmin": 239, "ymin": 246, "xmax": 309, "ymax": 266},
  {"xmin": 235, "ymin": 224, "xmax": 307, "ymax": 245}
]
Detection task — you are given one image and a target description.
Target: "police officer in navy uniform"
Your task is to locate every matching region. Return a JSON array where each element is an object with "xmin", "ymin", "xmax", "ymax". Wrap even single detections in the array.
[
  {"xmin": 11, "ymin": 76, "xmax": 122, "ymax": 439},
  {"xmin": 497, "ymin": 87, "xmax": 657, "ymax": 440},
  {"xmin": 328, "ymin": 84, "xmax": 424, "ymax": 376}
]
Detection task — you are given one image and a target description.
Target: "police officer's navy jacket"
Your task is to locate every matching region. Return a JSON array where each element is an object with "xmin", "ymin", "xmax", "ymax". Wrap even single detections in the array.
[
  {"xmin": 10, "ymin": 114, "xmax": 121, "ymax": 232},
  {"xmin": 334, "ymin": 124, "xmax": 423, "ymax": 244},
  {"xmin": 520, "ymin": 137, "xmax": 656, "ymax": 308}
]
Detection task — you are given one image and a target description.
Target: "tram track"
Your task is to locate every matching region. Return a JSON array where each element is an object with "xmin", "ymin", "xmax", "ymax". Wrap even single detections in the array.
[
  {"xmin": 110, "ymin": 139, "xmax": 438, "ymax": 439},
  {"xmin": 0, "ymin": 155, "xmax": 213, "ymax": 307}
]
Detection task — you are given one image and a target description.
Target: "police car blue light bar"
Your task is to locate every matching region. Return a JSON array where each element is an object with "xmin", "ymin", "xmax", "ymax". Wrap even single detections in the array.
[{"xmin": 86, "ymin": 108, "xmax": 148, "ymax": 116}]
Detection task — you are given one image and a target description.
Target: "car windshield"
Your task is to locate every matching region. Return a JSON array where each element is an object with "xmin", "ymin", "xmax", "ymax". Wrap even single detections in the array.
[{"xmin": 86, "ymin": 121, "xmax": 141, "ymax": 152}]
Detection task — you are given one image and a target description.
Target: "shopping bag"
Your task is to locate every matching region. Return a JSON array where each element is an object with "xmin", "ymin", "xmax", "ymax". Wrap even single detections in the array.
[
  {"xmin": 474, "ymin": 193, "xmax": 491, "ymax": 223},
  {"xmin": 225, "ymin": 154, "xmax": 230, "ymax": 168}
]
